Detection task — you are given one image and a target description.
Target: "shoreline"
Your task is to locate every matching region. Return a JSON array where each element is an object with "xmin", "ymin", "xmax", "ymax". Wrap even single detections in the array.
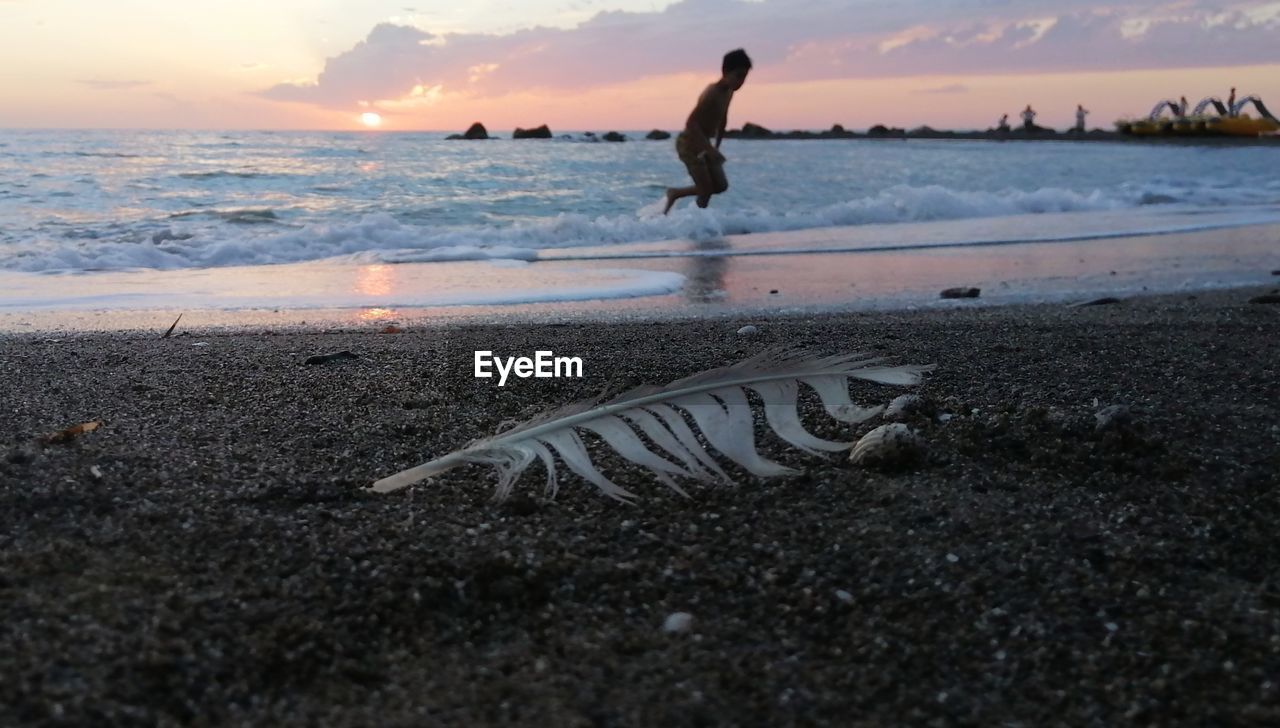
[
  {"xmin": 3, "ymin": 220, "xmax": 1279, "ymax": 334},
  {"xmin": 2, "ymin": 286, "xmax": 1279, "ymax": 724}
]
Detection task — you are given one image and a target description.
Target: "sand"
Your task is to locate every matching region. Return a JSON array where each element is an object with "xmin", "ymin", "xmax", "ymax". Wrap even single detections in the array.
[{"xmin": 2, "ymin": 286, "xmax": 1279, "ymax": 726}]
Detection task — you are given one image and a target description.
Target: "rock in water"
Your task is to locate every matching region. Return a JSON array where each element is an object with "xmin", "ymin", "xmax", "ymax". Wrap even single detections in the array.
[
  {"xmin": 940, "ymin": 287, "xmax": 981, "ymax": 299},
  {"xmin": 646, "ymin": 129, "xmax": 671, "ymax": 140},
  {"xmin": 850, "ymin": 423, "xmax": 926, "ymax": 468},
  {"xmin": 462, "ymin": 122, "xmax": 488, "ymax": 140},
  {"xmin": 513, "ymin": 124, "xmax": 552, "ymax": 139},
  {"xmin": 603, "ymin": 131, "xmax": 626, "ymax": 142}
]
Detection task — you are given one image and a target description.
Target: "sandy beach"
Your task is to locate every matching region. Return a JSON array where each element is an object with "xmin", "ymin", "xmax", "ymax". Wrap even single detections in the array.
[{"xmin": 2, "ymin": 285, "xmax": 1279, "ymax": 725}]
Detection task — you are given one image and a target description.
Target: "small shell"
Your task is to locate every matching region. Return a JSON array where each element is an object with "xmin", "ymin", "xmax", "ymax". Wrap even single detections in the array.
[
  {"xmin": 1094, "ymin": 404, "xmax": 1131, "ymax": 432},
  {"xmin": 849, "ymin": 423, "xmax": 926, "ymax": 467},
  {"xmin": 884, "ymin": 393, "xmax": 925, "ymax": 420},
  {"xmin": 736, "ymin": 325, "xmax": 759, "ymax": 337}
]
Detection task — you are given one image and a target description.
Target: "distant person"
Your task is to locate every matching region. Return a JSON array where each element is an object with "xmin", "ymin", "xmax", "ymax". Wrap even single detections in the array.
[
  {"xmin": 997, "ymin": 114, "xmax": 1010, "ymax": 132},
  {"xmin": 1075, "ymin": 104, "xmax": 1089, "ymax": 132},
  {"xmin": 1179, "ymin": 96, "xmax": 1189, "ymax": 117},
  {"xmin": 1021, "ymin": 104, "xmax": 1037, "ymax": 131},
  {"xmin": 664, "ymin": 49, "xmax": 752, "ymax": 215},
  {"xmin": 1228, "ymin": 87, "xmax": 1237, "ymax": 116}
]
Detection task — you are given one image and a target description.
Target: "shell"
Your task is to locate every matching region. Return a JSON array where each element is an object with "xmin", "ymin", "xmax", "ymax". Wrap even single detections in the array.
[
  {"xmin": 884, "ymin": 393, "xmax": 926, "ymax": 420},
  {"xmin": 849, "ymin": 423, "xmax": 926, "ymax": 467}
]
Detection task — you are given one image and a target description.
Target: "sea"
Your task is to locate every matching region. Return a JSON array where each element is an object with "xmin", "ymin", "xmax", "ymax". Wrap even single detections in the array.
[{"xmin": 2, "ymin": 129, "xmax": 1279, "ymax": 321}]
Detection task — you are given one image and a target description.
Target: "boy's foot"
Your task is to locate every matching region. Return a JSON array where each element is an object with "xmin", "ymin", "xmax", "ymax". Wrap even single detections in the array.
[{"xmin": 662, "ymin": 188, "xmax": 678, "ymax": 215}]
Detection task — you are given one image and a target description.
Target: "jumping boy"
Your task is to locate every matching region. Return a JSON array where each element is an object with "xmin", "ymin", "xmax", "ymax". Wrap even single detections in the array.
[{"xmin": 663, "ymin": 49, "xmax": 752, "ymax": 214}]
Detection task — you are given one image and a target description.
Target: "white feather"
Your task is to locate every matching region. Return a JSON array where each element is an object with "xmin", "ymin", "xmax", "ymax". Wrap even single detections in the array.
[{"xmin": 370, "ymin": 349, "xmax": 933, "ymax": 500}]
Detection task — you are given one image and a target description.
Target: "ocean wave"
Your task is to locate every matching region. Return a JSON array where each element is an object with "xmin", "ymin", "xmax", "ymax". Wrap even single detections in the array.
[
  {"xmin": 177, "ymin": 170, "xmax": 276, "ymax": 180},
  {"xmin": 3, "ymin": 183, "xmax": 1277, "ymax": 273},
  {"xmin": 73, "ymin": 151, "xmax": 143, "ymax": 158},
  {"xmin": 168, "ymin": 208, "xmax": 281, "ymax": 224}
]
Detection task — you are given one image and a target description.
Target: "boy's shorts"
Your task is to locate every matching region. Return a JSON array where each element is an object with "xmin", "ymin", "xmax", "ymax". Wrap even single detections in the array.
[{"xmin": 675, "ymin": 132, "xmax": 727, "ymax": 191}]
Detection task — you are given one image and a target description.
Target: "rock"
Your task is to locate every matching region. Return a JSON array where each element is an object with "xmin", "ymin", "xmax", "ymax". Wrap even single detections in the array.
[
  {"xmin": 645, "ymin": 129, "xmax": 671, "ymax": 140},
  {"xmin": 513, "ymin": 124, "xmax": 552, "ymax": 139},
  {"xmin": 884, "ymin": 394, "xmax": 929, "ymax": 421},
  {"xmin": 460, "ymin": 122, "xmax": 489, "ymax": 140},
  {"xmin": 1068, "ymin": 297, "xmax": 1122, "ymax": 308},
  {"xmin": 662, "ymin": 612, "xmax": 694, "ymax": 633},
  {"xmin": 849, "ymin": 423, "xmax": 926, "ymax": 468},
  {"xmin": 868, "ymin": 124, "xmax": 905, "ymax": 137},
  {"xmin": 830, "ymin": 124, "xmax": 847, "ymax": 135},
  {"xmin": 940, "ymin": 287, "xmax": 981, "ymax": 299},
  {"xmin": 909, "ymin": 125, "xmax": 937, "ymax": 135},
  {"xmin": 1249, "ymin": 294, "xmax": 1280, "ymax": 304},
  {"xmin": 1094, "ymin": 404, "xmax": 1132, "ymax": 432},
  {"xmin": 602, "ymin": 131, "xmax": 626, "ymax": 142},
  {"xmin": 304, "ymin": 350, "xmax": 360, "ymax": 366},
  {"xmin": 1271, "ymin": 269, "xmax": 1279, "ymax": 276},
  {"xmin": 739, "ymin": 122, "xmax": 773, "ymax": 138},
  {"xmin": 736, "ymin": 325, "xmax": 759, "ymax": 337}
]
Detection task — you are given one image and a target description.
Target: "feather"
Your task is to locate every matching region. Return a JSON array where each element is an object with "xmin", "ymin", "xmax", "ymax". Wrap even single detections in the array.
[{"xmin": 370, "ymin": 349, "xmax": 933, "ymax": 500}]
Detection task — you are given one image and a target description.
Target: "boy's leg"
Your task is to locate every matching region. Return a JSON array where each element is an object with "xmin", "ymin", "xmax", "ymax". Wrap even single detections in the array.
[{"xmin": 665, "ymin": 154, "xmax": 714, "ymax": 214}]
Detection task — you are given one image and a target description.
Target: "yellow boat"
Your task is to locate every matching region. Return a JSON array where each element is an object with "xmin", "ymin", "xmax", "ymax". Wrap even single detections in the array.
[{"xmin": 1117, "ymin": 95, "xmax": 1278, "ymax": 137}]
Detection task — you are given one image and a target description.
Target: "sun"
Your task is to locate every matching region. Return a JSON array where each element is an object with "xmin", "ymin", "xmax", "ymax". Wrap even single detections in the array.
[{"xmin": 360, "ymin": 112, "xmax": 383, "ymax": 128}]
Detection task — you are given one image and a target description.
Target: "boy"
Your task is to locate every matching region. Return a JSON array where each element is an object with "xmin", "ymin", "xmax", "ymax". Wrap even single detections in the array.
[{"xmin": 663, "ymin": 49, "xmax": 752, "ymax": 214}]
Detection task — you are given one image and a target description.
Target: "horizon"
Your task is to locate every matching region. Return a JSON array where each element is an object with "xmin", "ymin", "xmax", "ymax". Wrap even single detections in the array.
[{"xmin": 1, "ymin": 1, "xmax": 1278, "ymax": 131}]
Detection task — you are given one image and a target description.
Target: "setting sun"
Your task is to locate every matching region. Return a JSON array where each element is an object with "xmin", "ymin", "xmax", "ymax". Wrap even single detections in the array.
[{"xmin": 360, "ymin": 112, "xmax": 382, "ymax": 128}]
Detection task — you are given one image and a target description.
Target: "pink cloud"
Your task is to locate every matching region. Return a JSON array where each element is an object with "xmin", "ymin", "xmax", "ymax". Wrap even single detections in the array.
[{"xmin": 261, "ymin": 0, "xmax": 1280, "ymax": 110}]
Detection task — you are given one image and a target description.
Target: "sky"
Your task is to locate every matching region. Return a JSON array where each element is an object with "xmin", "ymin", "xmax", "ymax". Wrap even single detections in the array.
[{"xmin": 1, "ymin": 0, "xmax": 1278, "ymax": 131}]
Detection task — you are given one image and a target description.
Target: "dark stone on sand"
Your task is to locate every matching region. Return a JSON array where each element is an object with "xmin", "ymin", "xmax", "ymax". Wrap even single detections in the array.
[
  {"xmin": 303, "ymin": 350, "xmax": 360, "ymax": 366},
  {"xmin": 1249, "ymin": 293, "xmax": 1280, "ymax": 304},
  {"xmin": 513, "ymin": 124, "xmax": 552, "ymax": 139},
  {"xmin": 769, "ymin": 289, "xmax": 779, "ymax": 294},
  {"xmin": 1069, "ymin": 297, "xmax": 1122, "ymax": 308},
  {"xmin": 645, "ymin": 129, "xmax": 671, "ymax": 140},
  {"xmin": 448, "ymin": 122, "xmax": 489, "ymax": 140},
  {"xmin": 739, "ymin": 122, "xmax": 773, "ymax": 138},
  {"xmin": 602, "ymin": 131, "xmax": 626, "ymax": 142},
  {"xmin": 940, "ymin": 287, "xmax": 981, "ymax": 299}
]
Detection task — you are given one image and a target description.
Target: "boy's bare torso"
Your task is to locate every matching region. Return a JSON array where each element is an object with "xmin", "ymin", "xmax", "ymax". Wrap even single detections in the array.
[{"xmin": 689, "ymin": 83, "xmax": 733, "ymax": 141}]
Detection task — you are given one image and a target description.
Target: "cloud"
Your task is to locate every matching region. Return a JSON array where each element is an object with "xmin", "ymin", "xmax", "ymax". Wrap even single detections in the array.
[
  {"xmin": 261, "ymin": 0, "xmax": 1280, "ymax": 110},
  {"xmin": 913, "ymin": 83, "xmax": 969, "ymax": 94},
  {"xmin": 77, "ymin": 79, "xmax": 152, "ymax": 91}
]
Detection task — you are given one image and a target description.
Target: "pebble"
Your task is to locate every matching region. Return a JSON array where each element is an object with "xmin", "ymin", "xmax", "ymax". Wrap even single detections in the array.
[
  {"xmin": 304, "ymin": 350, "xmax": 360, "ymax": 366},
  {"xmin": 1095, "ymin": 404, "xmax": 1132, "ymax": 432},
  {"xmin": 736, "ymin": 325, "xmax": 759, "ymax": 337},
  {"xmin": 663, "ymin": 612, "xmax": 694, "ymax": 633},
  {"xmin": 834, "ymin": 590, "xmax": 854, "ymax": 605},
  {"xmin": 940, "ymin": 287, "xmax": 981, "ymax": 299}
]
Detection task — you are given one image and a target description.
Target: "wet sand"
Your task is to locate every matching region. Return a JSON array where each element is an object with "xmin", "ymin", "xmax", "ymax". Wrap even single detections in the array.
[{"xmin": 2, "ymin": 286, "xmax": 1279, "ymax": 725}]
